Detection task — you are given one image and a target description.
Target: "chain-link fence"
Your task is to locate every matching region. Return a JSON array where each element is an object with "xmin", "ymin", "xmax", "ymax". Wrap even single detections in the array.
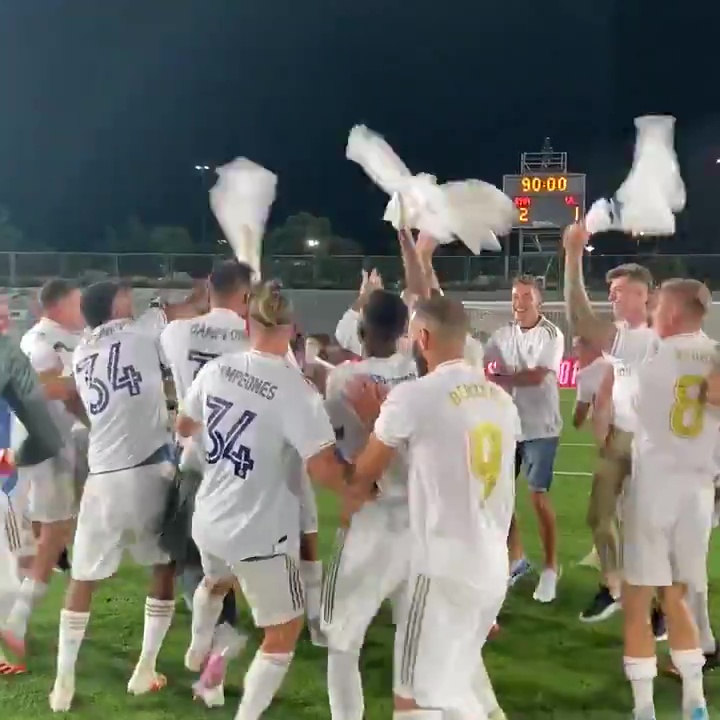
[{"xmin": 0, "ymin": 251, "xmax": 714, "ymax": 291}]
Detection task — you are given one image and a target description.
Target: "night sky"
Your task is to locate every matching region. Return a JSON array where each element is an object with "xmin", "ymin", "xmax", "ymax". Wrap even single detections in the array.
[{"xmin": 0, "ymin": 0, "xmax": 717, "ymax": 254}]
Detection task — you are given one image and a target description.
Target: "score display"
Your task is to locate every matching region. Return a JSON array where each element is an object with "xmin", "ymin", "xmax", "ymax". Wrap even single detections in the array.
[{"xmin": 502, "ymin": 173, "xmax": 586, "ymax": 229}]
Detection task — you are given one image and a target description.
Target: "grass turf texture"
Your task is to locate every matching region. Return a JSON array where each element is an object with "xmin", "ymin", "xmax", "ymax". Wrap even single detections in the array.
[{"xmin": 2, "ymin": 390, "xmax": 719, "ymax": 719}]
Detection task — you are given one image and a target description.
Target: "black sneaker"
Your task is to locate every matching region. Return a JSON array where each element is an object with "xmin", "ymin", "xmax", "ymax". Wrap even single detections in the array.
[
  {"xmin": 579, "ymin": 586, "xmax": 620, "ymax": 623},
  {"xmin": 55, "ymin": 548, "xmax": 71, "ymax": 574},
  {"xmin": 651, "ymin": 606, "xmax": 667, "ymax": 642}
]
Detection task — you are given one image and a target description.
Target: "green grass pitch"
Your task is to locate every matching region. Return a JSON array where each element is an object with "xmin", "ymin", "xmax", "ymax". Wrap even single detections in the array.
[{"xmin": 3, "ymin": 390, "xmax": 720, "ymax": 719}]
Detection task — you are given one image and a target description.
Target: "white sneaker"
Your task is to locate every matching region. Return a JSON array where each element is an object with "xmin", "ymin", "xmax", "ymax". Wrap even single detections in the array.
[
  {"xmin": 49, "ymin": 676, "xmax": 75, "ymax": 712},
  {"xmin": 533, "ymin": 568, "xmax": 560, "ymax": 603}
]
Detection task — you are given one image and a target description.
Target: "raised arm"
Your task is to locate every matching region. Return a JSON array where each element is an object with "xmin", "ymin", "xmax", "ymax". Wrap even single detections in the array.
[{"xmin": 563, "ymin": 224, "xmax": 617, "ymax": 352}]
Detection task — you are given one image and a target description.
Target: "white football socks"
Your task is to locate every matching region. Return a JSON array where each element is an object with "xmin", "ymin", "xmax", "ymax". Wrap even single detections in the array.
[
  {"xmin": 6, "ymin": 577, "xmax": 47, "ymax": 638},
  {"xmin": 670, "ymin": 648, "xmax": 706, "ymax": 713},
  {"xmin": 138, "ymin": 597, "xmax": 174, "ymax": 670},
  {"xmin": 234, "ymin": 651, "xmax": 293, "ymax": 720},
  {"xmin": 623, "ymin": 655, "xmax": 657, "ymax": 719},
  {"xmin": 327, "ymin": 649, "xmax": 363, "ymax": 720},
  {"xmin": 188, "ymin": 583, "xmax": 223, "ymax": 667},
  {"xmin": 56, "ymin": 609, "xmax": 90, "ymax": 680}
]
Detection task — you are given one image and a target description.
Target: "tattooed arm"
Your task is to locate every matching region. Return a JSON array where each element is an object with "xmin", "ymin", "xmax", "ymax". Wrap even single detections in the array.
[{"xmin": 563, "ymin": 224, "xmax": 617, "ymax": 353}]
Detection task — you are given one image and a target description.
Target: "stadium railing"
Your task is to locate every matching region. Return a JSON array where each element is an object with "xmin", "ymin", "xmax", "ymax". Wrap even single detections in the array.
[{"xmin": 0, "ymin": 251, "xmax": 711, "ymax": 291}]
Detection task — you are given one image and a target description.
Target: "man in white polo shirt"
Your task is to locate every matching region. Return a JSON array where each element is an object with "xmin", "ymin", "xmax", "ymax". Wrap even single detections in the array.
[{"xmin": 485, "ymin": 275, "xmax": 564, "ymax": 604}]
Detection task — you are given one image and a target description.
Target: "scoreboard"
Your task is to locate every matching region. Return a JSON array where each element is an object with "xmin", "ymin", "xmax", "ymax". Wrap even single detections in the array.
[{"xmin": 502, "ymin": 173, "xmax": 586, "ymax": 229}]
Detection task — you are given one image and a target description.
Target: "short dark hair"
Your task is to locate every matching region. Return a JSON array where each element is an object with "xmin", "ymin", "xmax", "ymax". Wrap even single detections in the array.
[
  {"xmin": 209, "ymin": 260, "xmax": 254, "ymax": 297},
  {"xmin": 606, "ymin": 263, "xmax": 653, "ymax": 288},
  {"xmin": 413, "ymin": 295, "xmax": 468, "ymax": 338},
  {"xmin": 38, "ymin": 279, "xmax": 77, "ymax": 310},
  {"xmin": 362, "ymin": 290, "xmax": 408, "ymax": 343},
  {"xmin": 81, "ymin": 280, "xmax": 128, "ymax": 329}
]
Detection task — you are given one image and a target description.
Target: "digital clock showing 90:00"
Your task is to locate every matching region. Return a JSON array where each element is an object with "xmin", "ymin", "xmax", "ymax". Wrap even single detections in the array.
[{"xmin": 502, "ymin": 173, "xmax": 586, "ymax": 229}]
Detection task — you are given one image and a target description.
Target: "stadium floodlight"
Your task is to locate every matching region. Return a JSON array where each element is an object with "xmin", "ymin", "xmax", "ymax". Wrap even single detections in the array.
[{"xmin": 305, "ymin": 238, "xmax": 320, "ymax": 249}]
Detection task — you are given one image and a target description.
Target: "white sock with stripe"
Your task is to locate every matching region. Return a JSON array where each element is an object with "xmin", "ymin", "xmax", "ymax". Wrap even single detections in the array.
[
  {"xmin": 234, "ymin": 651, "xmax": 293, "ymax": 720},
  {"xmin": 138, "ymin": 597, "xmax": 174, "ymax": 670},
  {"xmin": 56, "ymin": 609, "xmax": 90, "ymax": 680}
]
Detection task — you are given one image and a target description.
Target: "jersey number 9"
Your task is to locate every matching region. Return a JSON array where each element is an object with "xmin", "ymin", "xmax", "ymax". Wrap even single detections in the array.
[
  {"xmin": 669, "ymin": 374, "xmax": 706, "ymax": 439},
  {"xmin": 75, "ymin": 342, "xmax": 143, "ymax": 416},
  {"xmin": 467, "ymin": 422, "xmax": 503, "ymax": 501},
  {"xmin": 205, "ymin": 395, "xmax": 257, "ymax": 479}
]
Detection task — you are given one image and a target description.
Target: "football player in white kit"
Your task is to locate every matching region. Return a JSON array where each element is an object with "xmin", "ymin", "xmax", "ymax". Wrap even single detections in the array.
[
  {"xmin": 160, "ymin": 261, "xmax": 254, "ymax": 706},
  {"xmin": 344, "ymin": 295, "xmax": 518, "ymax": 720},
  {"xmin": 622, "ymin": 279, "xmax": 719, "ymax": 720},
  {"xmin": 321, "ymin": 289, "xmax": 416, "ymax": 720},
  {"xmin": 48, "ymin": 279, "xmax": 207, "ymax": 712},
  {"xmin": 176, "ymin": 282, "xmax": 360, "ymax": 720},
  {"xmin": 563, "ymin": 223, "xmax": 667, "ymax": 633},
  {"xmin": 0, "ymin": 279, "xmax": 86, "ymax": 663}
]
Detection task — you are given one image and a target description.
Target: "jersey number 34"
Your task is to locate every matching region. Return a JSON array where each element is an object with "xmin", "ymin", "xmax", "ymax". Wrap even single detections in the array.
[
  {"xmin": 205, "ymin": 395, "xmax": 256, "ymax": 479},
  {"xmin": 75, "ymin": 342, "xmax": 143, "ymax": 416}
]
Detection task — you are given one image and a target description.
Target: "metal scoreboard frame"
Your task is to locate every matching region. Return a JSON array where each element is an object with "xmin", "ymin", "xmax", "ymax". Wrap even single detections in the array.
[{"xmin": 502, "ymin": 145, "xmax": 586, "ymax": 279}]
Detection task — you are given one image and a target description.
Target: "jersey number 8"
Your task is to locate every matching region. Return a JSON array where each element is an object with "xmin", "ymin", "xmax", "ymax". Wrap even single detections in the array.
[
  {"xmin": 75, "ymin": 342, "xmax": 143, "ymax": 416},
  {"xmin": 205, "ymin": 395, "xmax": 257, "ymax": 479},
  {"xmin": 669, "ymin": 374, "xmax": 706, "ymax": 439},
  {"xmin": 467, "ymin": 422, "xmax": 502, "ymax": 501}
]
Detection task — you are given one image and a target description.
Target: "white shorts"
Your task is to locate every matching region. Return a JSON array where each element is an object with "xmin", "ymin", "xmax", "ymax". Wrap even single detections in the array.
[
  {"xmin": 200, "ymin": 550, "xmax": 304, "ymax": 628},
  {"xmin": 71, "ymin": 462, "xmax": 174, "ymax": 582},
  {"xmin": 25, "ymin": 442, "xmax": 78, "ymax": 523},
  {"xmin": 322, "ymin": 501, "xmax": 410, "ymax": 652},
  {"xmin": 394, "ymin": 573, "xmax": 506, "ymax": 709},
  {"xmin": 623, "ymin": 478, "xmax": 714, "ymax": 589}
]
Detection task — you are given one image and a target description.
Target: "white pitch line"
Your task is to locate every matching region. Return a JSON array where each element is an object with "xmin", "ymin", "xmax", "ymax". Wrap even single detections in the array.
[
  {"xmin": 554, "ymin": 471, "xmax": 592, "ymax": 477},
  {"xmin": 560, "ymin": 443, "xmax": 594, "ymax": 447}
]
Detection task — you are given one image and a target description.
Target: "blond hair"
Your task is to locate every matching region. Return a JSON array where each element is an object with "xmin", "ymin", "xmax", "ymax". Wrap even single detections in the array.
[
  {"xmin": 249, "ymin": 280, "xmax": 293, "ymax": 328},
  {"xmin": 660, "ymin": 278, "xmax": 712, "ymax": 318}
]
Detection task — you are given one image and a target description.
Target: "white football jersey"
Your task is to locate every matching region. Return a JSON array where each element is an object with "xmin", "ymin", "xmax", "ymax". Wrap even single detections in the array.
[
  {"xmin": 485, "ymin": 317, "xmax": 564, "ymax": 441},
  {"xmin": 605, "ymin": 323, "xmax": 659, "ymax": 433},
  {"xmin": 374, "ymin": 360, "xmax": 519, "ymax": 589},
  {"xmin": 20, "ymin": 318, "xmax": 82, "ymax": 442},
  {"xmin": 576, "ymin": 357, "xmax": 610, "ymax": 405},
  {"xmin": 73, "ymin": 309, "xmax": 170, "ymax": 474},
  {"xmin": 633, "ymin": 332, "xmax": 720, "ymax": 481},
  {"xmin": 183, "ymin": 350, "xmax": 335, "ymax": 563},
  {"xmin": 325, "ymin": 353, "xmax": 417, "ymax": 499},
  {"xmin": 160, "ymin": 308, "xmax": 250, "ymax": 403}
]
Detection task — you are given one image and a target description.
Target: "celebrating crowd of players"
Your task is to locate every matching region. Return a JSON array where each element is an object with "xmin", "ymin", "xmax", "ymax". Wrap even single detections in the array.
[{"xmin": 0, "ymin": 222, "xmax": 719, "ymax": 720}]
